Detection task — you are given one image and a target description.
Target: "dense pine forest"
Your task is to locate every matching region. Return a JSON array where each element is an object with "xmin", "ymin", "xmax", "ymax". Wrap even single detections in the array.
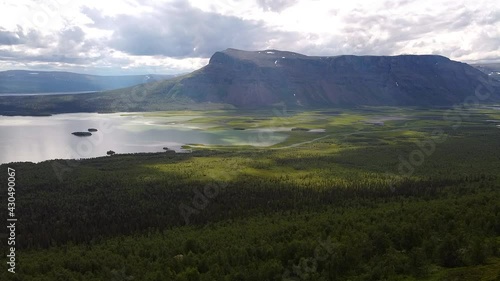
[{"xmin": 1, "ymin": 107, "xmax": 500, "ymax": 280}]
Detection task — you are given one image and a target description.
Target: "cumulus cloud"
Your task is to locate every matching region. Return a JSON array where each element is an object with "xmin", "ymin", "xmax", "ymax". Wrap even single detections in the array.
[
  {"xmin": 256, "ymin": 0, "xmax": 299, "ymax": 12},
  {"xmin": 0, "ymin": 27, "xmax": 52, "ymax": 48},
  {"xmin": 286, "ymin": 1, "xmax": 500, "ymax": 61},
  {"xmin": 83, "ymin": 1, "xmax": 297, "ymax": 58},
  {"xmin": 0, "ymin": 0, "xmax": 498, "ymax": 74},
  {"xmin": 0, "ymin": 29, "xmax": 22, "ymax": 45}
]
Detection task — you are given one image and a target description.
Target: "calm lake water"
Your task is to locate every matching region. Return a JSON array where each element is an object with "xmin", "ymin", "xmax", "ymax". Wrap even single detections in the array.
[{"xmin": 0, "ymin": 113, "xmax": 288, "ymax": 164}]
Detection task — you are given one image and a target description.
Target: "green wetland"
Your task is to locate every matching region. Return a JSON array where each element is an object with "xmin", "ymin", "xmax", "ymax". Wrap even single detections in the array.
[{"xmin": 1, "ymin": 106, "xmax": 500, "ymax": 280}]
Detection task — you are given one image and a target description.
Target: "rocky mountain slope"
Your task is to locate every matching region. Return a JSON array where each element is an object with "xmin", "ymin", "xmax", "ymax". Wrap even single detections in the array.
[
  {"xmin": 1, "ymin": 49, "xmax": 499, "ymax": 114},
  {"xmin": 161, "ymin": 48, "xmax": 499, "ymax": 107}
]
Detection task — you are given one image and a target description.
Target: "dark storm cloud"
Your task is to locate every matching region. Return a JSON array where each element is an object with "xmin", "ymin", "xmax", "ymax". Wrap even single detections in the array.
[
  {"xmin": 82, "ymin": 1, "xmax": 296, "ymax": 58},
  {"xmin": 256, "ymin": 0, "xmax": 299, "ymax": 12}
]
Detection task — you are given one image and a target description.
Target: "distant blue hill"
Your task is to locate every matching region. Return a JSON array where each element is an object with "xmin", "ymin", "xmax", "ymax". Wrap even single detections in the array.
[
  {"xmin": 0, "ymin": 70, "xmax": 174, "ymax": 94},
  {"xmin": 472, "ymin": 63, "xmax": 500, "ymax": 80}
]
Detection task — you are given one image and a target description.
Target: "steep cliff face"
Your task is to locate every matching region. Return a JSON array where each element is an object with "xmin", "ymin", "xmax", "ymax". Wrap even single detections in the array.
[
  {"xmin": 6, "ymin": 49, "xmax": 497, "ymax": 115},
  {"xmin": 165, "ymin": 48, "xmax": 499, "ymax": 107}
]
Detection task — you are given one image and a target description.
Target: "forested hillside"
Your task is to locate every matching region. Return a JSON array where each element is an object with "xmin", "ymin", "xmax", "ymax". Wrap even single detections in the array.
[{"xmin": 1, "ymin": 107, "xmax": 500, "ymax": 280}]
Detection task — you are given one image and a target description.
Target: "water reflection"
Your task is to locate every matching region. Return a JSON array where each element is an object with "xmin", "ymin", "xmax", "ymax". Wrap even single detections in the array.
[{"xmin": 0, "ymin": 113, "xmax": 287, "ymax": 164}]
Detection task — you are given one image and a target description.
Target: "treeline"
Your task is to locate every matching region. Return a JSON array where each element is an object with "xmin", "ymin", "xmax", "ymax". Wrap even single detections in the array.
[{"xmin": 1, "ymin": 150, "xmax": 497, "ymax": 250}]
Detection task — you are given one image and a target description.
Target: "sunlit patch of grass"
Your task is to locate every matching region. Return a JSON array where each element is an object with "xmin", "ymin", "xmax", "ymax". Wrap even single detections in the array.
[
  {"xmin": 399, "ymin": 130, "xmax": 430, "ymax": 139},
  {"xmin": 327, "ymin": 113, "xmax": 367, "ymax": 126},
  {"xmin": 145, "ymin": 155, "xmax": 254, "ymax": 184}
]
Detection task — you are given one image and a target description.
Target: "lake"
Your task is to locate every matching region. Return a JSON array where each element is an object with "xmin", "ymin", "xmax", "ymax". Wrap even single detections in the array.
[{"xmin": 0, "ymin": 113, "xmax": 288, "ymax": 164}]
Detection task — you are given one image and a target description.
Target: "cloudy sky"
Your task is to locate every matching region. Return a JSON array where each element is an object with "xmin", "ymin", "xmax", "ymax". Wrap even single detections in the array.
[{"xmin": 0, "ymin": 0, "xmax": 498, "ymax": 75}]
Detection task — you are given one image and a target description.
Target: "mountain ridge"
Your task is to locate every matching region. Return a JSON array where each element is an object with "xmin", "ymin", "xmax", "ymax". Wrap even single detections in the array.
[
  {"xmin": 0, "ymin": 70, "xmax": 174, "ymax": 94},
  {"xmin": 157, "ymin": 48, "xmax": 499, "ymax": 107},
  {"xmin": 0, "ymin": 49, "xmax": 499, "ymax": 115}
]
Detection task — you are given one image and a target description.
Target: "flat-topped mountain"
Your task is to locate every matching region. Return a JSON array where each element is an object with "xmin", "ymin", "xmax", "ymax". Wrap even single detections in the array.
[
  {"xmin": 1, "ymin": 49, "xmax": 499, "ymax": 114},
  {"xmin": 170, "ymin": 48, "xmax": 499, "ymax": 107}
]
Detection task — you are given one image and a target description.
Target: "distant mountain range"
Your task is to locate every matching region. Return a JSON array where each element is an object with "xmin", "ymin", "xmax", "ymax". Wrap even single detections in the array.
[
  {"xmin": 88, "ymin": 49, "xmax": 499, "ymax": 108},
  {"xmin": 0, "ymin": 49, "xmax": 499, "ymax": 115},
  {"xmin": 472, "ymin": 63, "xmax": 500, "ymax": 80},
  {"xmin": 0, "ymin": 70, "xmax": 173, "ymax": 94}
]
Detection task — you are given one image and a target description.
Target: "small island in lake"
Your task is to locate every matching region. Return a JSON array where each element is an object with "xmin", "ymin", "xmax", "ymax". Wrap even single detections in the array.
[
  {"xmin": 88, "ymin": 128, "xmax": 98, "ymax": 132},
  {"xmin": 72, "ymin": 132, "xmax": 92, "ymax": 137},
  {"xmin": 291, "ymin": 127, "xmax": 310, "ymax": 132}
]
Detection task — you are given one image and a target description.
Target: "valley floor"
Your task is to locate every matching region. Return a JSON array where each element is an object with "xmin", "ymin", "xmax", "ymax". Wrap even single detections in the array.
[{"xmin": 1, "ymin": 106, "xmax": 500, "ymax": 280}]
